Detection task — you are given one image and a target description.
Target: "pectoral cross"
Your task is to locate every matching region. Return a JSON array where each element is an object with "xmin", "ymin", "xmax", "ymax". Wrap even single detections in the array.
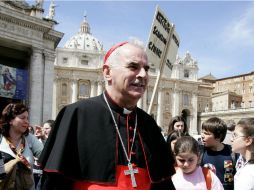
[{"xmin": 124, "ymin": 163, "xmax": 139, "ymax": 188}]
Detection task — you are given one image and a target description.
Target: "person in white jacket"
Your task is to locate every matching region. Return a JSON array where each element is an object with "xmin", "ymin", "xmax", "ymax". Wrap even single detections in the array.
[{"xmin": 232, "ymin": 118, "xmax": 254, "ymax": 190}]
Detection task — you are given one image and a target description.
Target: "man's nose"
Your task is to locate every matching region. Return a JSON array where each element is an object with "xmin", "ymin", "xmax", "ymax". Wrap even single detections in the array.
[{"xmin": 137, "ymin": 67, "xmax": 147, "ymax": 77}]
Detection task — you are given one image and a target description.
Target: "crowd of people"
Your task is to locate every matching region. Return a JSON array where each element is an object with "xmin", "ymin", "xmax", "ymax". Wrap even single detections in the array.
[
  {"xmin": 0, "ymin": 38, "xmax": 253, "ymax": 190},
  {"xmin": 166, "ymin": 114, "xmax": 254, "ymax": 190}
]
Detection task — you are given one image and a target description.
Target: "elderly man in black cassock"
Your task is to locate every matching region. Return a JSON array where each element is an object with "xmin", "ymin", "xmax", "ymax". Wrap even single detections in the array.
[{"xmin": 39, "ymin": 39, "xmax": 176, "ymax": 190}]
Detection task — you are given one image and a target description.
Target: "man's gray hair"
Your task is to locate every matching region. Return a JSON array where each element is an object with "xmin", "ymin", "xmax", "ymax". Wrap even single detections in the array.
[{"xmin": 105, "ymin": 37, "xmax": 145, "ymax": 67}]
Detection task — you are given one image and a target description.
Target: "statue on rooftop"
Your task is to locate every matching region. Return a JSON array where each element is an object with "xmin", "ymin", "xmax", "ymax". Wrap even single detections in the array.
[
  {"xmin": 36, "ymin": 0, "xmax": 44, "ymax": 9},
  {"xmin": 47, "ymin": 0, "xmax": 55, "ymax": 20}
]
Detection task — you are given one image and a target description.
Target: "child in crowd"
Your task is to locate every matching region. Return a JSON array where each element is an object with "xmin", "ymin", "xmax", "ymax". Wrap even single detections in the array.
[
  {"xmin": 172, "ymin": 136, "xmax": 223, "ymax": 190},
  {"xmin": 166, "ymin": 130, "xmax": 185, "ymax": 166},
  {"xmin": 231, "ymin": 118, "xmax": 254, "ymax": 190},
  {"xmin": 201, "ymin": 117, "xmax": 236, "ymax": 190}
]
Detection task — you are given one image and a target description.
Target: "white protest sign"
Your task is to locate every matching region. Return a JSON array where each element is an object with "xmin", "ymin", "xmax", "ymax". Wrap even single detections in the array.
[
  {"xmin": 146, "ymin": 5, "xmax": 180, "ymax": 114},
  {"xmin": 165, "ymin": 30, "xmax": 180, "ymax": 71},
  {"xmin": 146, "ymin": 5, "xmax": 173, "ymax": 70}
]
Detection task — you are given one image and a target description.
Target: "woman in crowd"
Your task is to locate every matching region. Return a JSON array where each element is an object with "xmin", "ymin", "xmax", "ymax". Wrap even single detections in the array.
[
  {"xmin": 33, "ymin": 119, "xmax": 54, "ymax": 189},
  {"xmin": 0, "ymin": 103, "xmax": 43, "ymax": 190},
  {"xmin": 231, "ymin": 118, "xmax": 254, "ymax": 190},
  {"xmin": 172, "ymin": 136, "xmax": 223, "ymax": 190},
  {"xmin": 167, "ymin": 115, "xmax": 189, "ymax": 136},
  {"xmin": 34, "ymin": 120, "xmax": 54, "ymax": 144},
  {"xmin": 42, "ymin": 120, "xmax": 54, "ymax": 140}
]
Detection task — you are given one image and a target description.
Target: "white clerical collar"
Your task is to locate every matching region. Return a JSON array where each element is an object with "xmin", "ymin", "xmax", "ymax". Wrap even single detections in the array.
[
  {"xmin": 123, "ymin": 108, "xmax": 132, "ymax": 115},
  {"xmin": 103, "ymin": 91, "xmax": 134, "ymax": 115}
]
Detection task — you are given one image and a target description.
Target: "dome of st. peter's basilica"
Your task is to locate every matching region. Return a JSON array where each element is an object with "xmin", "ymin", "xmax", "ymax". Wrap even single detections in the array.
[{"xmin": 64, "ymin": 16, "xmax": 103, "ymax": 51}]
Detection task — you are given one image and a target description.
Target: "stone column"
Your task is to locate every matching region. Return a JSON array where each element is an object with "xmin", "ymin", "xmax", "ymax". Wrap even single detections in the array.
[
  {"xmin": 137, "ymin": 98, "xmax": 142, "ymax": 109},
  {"xmin": 71, "ymin": 79, "xmax": 78, "ymax": 103},
  {"xmin": 172, "ymin": 89, "xmax": 180, "ymax": 116},
  {"xmin": 156, "ymin": 88, "xmax": 163, "ymax": 127},
  {"xmin": 190, "ymin": 93, "xmax": 198, "ymax": 135},
  {"xmin": 97, "ymin": 81, "xmax": 103, "ymax": 95},
  {"xmin": 90, "ymin": 81, "xmax": 96, "ymax": 97},
  {"xmin": 52, "ymin": 77, "xmax": 58, "ymax": 119},
  {"xmin": 29, "ymin": 47, "xmax": 44, "ymax": 125},
  {"xmin": 143, "ymin": 89, "xmax": 148, "ymax": 112},
  {"xmin": 43, "ymin": 51, "xmax": 55, "ymax": 122}
]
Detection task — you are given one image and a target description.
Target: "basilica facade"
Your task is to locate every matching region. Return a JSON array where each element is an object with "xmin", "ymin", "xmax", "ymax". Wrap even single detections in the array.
[
  {"xmin": 0, "ymin": 1, "xmax": 63, "ymax": 125},
  {"xmin": 53, "ymin": 16, "xmax": 200, "ymax": 135},
  {"xmin": 1, "ymin": 1, "xmax": 253, "ymax": 136}
]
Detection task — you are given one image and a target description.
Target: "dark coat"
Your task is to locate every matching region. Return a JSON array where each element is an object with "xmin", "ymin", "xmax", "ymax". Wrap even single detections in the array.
[{"xmin": 39, "ymin": 94, "xmax": 175, "ymax": 190}]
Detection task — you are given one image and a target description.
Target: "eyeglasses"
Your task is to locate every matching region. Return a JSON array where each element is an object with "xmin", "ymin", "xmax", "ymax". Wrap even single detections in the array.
[{"xmin": 231, "ymin": 133, "xmax": 246, "ymax": 140}]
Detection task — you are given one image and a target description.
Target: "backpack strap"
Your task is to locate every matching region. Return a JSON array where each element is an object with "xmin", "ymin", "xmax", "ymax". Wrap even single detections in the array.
[{"xmin": 202, "ymin": 167, "xmax": 212, "ymax": 190}]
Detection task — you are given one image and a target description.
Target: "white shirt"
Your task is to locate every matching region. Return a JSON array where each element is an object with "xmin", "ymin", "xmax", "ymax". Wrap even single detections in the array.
[{"xmin": 234, "ymin": 162, "xmax": 254, "ymax": 190}]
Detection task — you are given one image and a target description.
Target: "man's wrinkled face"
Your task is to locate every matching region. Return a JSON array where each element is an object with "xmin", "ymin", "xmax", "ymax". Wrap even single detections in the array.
[{"xmin": 109, "ymin": 45, "xmax": 149, "ymax": 101}]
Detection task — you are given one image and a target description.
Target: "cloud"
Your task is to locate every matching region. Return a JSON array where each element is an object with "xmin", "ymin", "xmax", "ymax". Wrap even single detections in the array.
[{"xmin": 223, "ymin": 2, "xmax": 254, "ymax": 47}]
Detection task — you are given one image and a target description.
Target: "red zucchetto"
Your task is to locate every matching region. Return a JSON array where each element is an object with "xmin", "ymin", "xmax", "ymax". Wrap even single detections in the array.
[{"xmin": 104, "ymin": 41, "xmax": 128, "ymax": 64}]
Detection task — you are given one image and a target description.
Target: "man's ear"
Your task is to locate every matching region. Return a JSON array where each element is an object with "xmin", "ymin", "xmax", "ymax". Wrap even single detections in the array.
[{"xmin": 103, "ymin": 64, "xmax": 112, "ymax": 81}]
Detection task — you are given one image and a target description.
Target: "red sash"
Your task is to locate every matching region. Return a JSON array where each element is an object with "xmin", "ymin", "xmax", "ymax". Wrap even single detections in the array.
[{"xmin": 73, "ymin": 165, "xmax": 151, "ymax": 190}]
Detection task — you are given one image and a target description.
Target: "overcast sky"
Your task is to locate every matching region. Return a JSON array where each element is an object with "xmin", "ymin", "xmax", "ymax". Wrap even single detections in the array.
[{"xmin": 35, "ymin": 0, "xmax": 254, "ymax": 79}]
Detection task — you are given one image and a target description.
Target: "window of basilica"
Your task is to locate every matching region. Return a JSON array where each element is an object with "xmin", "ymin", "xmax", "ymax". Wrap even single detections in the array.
[
  {"xmin": 78, "ymin": 80, "xmax": 91, "ymax": 99},
  {"xmin": 184, "ymin": 69, "xmax": 189, "ymax": 78}
]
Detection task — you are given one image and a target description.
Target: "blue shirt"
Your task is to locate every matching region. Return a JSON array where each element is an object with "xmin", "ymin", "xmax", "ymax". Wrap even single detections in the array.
[{"xmin": 201, "ymin": 144, "xmax": 235, "ymax": 190}]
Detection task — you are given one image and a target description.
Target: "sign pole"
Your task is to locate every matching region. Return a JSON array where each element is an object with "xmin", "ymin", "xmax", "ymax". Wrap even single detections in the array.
[{"xmin": 147, "ymin": 24, "xmax": 175, "ymax": 114}]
